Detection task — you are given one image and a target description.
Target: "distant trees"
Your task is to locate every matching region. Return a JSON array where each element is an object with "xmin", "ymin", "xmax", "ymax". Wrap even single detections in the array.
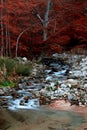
[
  {"xmin": 0, "ymin": 0, "xmax": 87, "ymax": 57},
  {"xmin": 5, "ymin": 0, "xmax": 11, "ymax": 57},
  {"xmin": 0, "ymin": 0, "xmax": 11, "ymax": 57}
]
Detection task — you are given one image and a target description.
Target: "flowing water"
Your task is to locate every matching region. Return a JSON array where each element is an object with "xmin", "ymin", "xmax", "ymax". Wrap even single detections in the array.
[{"xmin": 1, "ymin": 58, "xmax": 69, "ymax": 110}]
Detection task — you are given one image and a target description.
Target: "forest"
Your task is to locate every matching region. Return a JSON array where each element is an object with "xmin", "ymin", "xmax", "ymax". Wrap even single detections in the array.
[
  {"xmin": 0, "ymin": 1, "xmax": 87, "ymax": 130},
  {"xmin": 0, "ymin": 0, "xmax": 87, "ymax": 58}
]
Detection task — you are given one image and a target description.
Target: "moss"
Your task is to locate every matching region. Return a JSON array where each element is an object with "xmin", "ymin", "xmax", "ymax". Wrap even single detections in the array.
[{"xmin": 0, "ymin": 80, "xmax": 15, "ymax": 88}]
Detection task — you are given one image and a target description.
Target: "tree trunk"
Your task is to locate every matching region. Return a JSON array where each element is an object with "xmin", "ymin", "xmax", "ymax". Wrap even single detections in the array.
[
  {"xmin": 15, "ymin": 27, "xmax": 30, "ymax": 57},
  {"xmin": 33, "ymin": 0, "xmax": 51, "ymax": 41},
  {"xmin": 43, "ymin": 0, "xmax": 51, "ymax": 41},
  {"xmin": 1, "ymin": 0, "xmax": 4, "ymax": 57},
  {"xmin": 5, "ymin": 0, "xmax": 11, "ymax": 57}
]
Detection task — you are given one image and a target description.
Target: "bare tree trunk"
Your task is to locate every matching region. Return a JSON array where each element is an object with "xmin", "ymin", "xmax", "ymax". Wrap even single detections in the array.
[
  {"xmin": 6, "ymin": 10, "xmax": 11, "ymax": 56},
  {"xmin": 6, "ymin": 18, "xmax": 9, "ymax": 57},
  {"xmin": 15, "ymin": 27, "xmax": 30, "ymax": 57},
  {"xmin": 43, "ymin": 0, "xmax": 51, "ymax": 41},
  {"xmin": 53, "ymin": 19, "xmax": 57, "ymax": 33},
  {"xmin": 32, "ymin": 0, "xmax": 51, "ymax": 41},
  {"xmin": 8, "ymin": 25, "xmax": 11, "ymax": 56},
  {"xmin": 15, "ymin": 22, "xmax": 41, "ymax": 57},
  {"xmin": 5, "ymin": 0, "xmax": 11, "ymax": 57},
  {"xmin": 0, "ymin": 0, "xmax": 4, "ymax": 57}
]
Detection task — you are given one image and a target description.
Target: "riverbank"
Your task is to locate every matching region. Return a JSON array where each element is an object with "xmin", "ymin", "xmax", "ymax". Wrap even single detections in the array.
[
  {"xmin": 49, "ymin": 100, "xmax": 87, "ymax": 115},
  {"xmin": 0, "ymin": 104, "xmax": 87, "ymax": 130}
]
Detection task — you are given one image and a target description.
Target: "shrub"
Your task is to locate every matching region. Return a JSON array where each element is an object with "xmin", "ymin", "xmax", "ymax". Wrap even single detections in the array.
[
  {"xmin": 0, "ymin": 57, "xmax": 4, "ymax": 69},
  {"xmin": 0, "ymin": 80, "xmax": 15, "ymax": 87},
  {"xmin": 15, "ymin": 63, "xmax": 32, "ymax": 76},
  {"xmin": 4, "ymin": 58, "xmax": 16, "ymax": 76}
]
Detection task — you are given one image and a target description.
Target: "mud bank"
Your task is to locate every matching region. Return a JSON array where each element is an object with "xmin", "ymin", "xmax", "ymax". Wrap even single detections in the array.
[{"xmin": 0, "ymin": 106, "xmax": 87, "ymax": 130}]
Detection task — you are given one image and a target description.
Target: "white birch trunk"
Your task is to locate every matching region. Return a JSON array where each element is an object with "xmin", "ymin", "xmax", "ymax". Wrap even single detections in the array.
[
  {"xmin": 35, "ymin": 0, "xmax": 51, "ymax": 41},
  {"xmin": 43, "ymin": 0, "xmax": 51, "ymax": 41}
]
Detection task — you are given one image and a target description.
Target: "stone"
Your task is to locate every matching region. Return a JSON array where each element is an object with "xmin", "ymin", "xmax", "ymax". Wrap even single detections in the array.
[
  {"xmin": 52, "ymin": 53, "xmax": 59, "ymax": 58},
  {"xmin": 11, "ymin": 92, "xmax": 18, "ymax": 98},
  {"xmin": 66, "ymin": 79, "xmax": 78, "ymax": 86},
  {"xmin": 22, "ymin": 57, "xmax": 27, "ymax": 62},
  {"xmin": 84, "ymin": 84, "xmax": 87, "ymax": 89},
  {"xmin": 0, "ymin": 89, "xmax": 4, "ymax": 95},
  {"xmin": 70, "ymin": 99, "xmax": 79, "ymax": 106},
  {"xmin": 46, "ymin": 76, "xmax": 52, "ymax": 81},
  {"xmin": 20, "ymin": 100, "xmax": 24, "ymax": 105},
  {"xmin": 18, "ymin": 83, "xmax": 24, "ymax": 89},
  {"xmin": 24, "ymin": 96, "xmax": 29, "ymax": 103}
]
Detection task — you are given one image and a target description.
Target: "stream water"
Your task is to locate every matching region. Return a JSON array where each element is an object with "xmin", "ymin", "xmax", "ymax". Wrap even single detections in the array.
[{"xmin": 1, "ymin": 59, "xmax": 69, "ymax": 110}]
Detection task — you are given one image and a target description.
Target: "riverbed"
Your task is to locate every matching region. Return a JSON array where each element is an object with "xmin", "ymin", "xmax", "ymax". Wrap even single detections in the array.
[{"xmin": 0, "ymin": 53, "xmax": 87, "ymax": 130}]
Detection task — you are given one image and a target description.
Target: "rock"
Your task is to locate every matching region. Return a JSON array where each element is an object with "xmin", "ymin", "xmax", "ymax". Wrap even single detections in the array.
[
  {"xmin": 70, "ymin": 99, "xmax": 79, "ymax": 106},
  {"xmin": 20, "ymin": 100, "xmax": 24, "ymax": 105},
  {"xmin": 66, "ymin": 79, "xmax": 78, "ymax": 86},
  {"xmin": 1, "ymin": 101, "xmax": 8, "ymax": 108},
  {"xmin": 11, "ymin": 92, "xmax": 18, "ymax": 98},
  {"xmin": 46, "ymin": 76, "xmax": 52, "ymax": 81},
  {"xmin": 61, "ymin": 84, "xmax": 67, "ymax": 88},
  {"xmin": 45, "ymin": 97, "xmax": 51, "ymax": 104},
  {"xmin": 84, "ymin": 84, "xmax": 87, "ymax": 89},
  {"xmin": 52, "ymin": 53, "xmax": 59, "ymax": 58},
  {"xmin": 67, "ymin": 93, "xmax": 73, "ymax": 100},
  {"xmin": 31, "ymin": 68, "xmax": 38, "ymax": 76},
  {"xmin": 39, "ymin": 96, "xmax": 46, "ymax": 105},
  {"xmin": 22, "ymin": 57, "xmax": 27, "ymax": 62},
  {"xmin": 24, "ymin": 96, "xmax": 29, "ymax": 103},
  {"xmin": 0, "ymin": 89, "xmax": 4, "ymax": 95},
  {"xmin": 39, "ymin": 88, "xmax": 47, "ymax": 95},
  {"xmin": 18, "ymin": 83, "xmax": 24, "ymax": 89}
]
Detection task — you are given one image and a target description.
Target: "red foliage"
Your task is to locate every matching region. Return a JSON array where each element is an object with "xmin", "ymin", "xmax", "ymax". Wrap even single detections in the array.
[{"xmin": 0, "ymin": 0, "xmax": 87, "ymax": 57}]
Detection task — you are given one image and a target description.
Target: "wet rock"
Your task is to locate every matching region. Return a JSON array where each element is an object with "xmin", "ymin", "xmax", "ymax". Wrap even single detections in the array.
[
  {"xmin": 11, "ymin": 92, "xmax": 18, "ymax": 99},
  {"xmin": 24, "ymin": 96, "xmax": 29, "ymax": 103},
  {"xmin": 20, "ymin": 100, "xmax": 25, "ymax": 105},
  {"xmin": 46, "ymin": 76, "xmax": 53, "ymax": 81}
]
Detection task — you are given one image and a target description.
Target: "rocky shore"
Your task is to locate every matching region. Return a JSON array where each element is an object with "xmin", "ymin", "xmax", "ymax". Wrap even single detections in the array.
[{"xmin": 0, "ymin": 53, "xmax": 87, "ymax": 110}]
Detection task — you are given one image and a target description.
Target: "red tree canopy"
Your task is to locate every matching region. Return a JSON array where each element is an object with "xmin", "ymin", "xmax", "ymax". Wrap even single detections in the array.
[{"xmin": 0, "ymin": 0, "xmax": 87, "ymax": 57}]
